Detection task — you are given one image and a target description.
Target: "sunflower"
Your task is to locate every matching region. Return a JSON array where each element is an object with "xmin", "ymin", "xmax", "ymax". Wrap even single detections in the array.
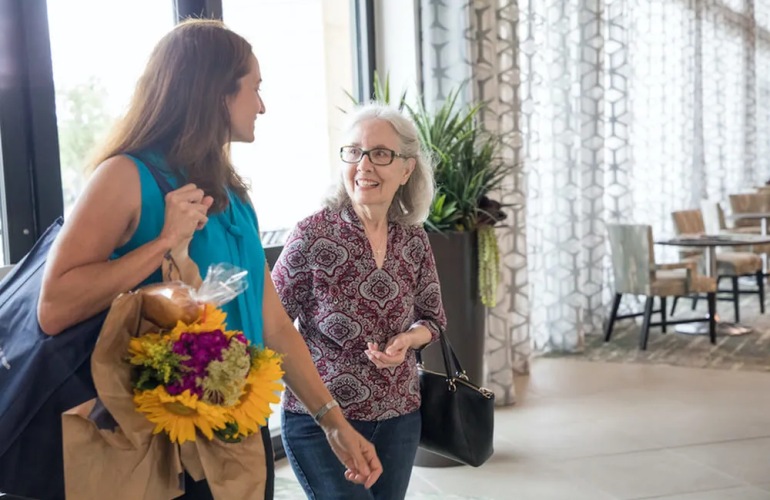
[
  {"xmin": 225, "ymin": 350, "xmax": 284, "ymax": 436},
  {"xmin": 168, "ymin": 303, "xmax": 228, "ymax": 341},
  {"xmin": 134, "ymin": 387, "xmax": 229, "ymax": 444}
]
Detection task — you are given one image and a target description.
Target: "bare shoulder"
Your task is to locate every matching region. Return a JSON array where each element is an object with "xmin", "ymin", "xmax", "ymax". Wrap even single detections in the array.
[
  {"xmin": 88, "ymin": 155, "xmax": 142, "ymax": 192},
  {"xmin": 74, "ymin": 155, "xmax": 141, "ymax": 212},
  {"xmin": 59, "ymin": 155, "xmax": 143, "ymax": 253}
]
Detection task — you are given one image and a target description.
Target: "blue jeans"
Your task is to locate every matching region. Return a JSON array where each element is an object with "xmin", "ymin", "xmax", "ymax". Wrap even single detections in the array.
[{"xmin": 281, "ymin": 409, "xmax": 421, "ymax": 500}]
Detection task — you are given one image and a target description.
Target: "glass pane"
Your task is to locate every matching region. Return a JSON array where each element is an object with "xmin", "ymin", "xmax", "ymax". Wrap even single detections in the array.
[
  {"xmin": 47, "ymin": 1, "xmax": 175, "ymax": 216},
  {"xmin": 223, "ymin": 0, "xmax": 356, "ymax": 234}
]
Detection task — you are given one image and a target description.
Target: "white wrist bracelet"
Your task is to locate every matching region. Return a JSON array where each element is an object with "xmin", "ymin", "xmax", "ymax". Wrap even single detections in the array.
[{"xmin": 313, "ymin": 399, "xmax": 340, "ymax": 423}]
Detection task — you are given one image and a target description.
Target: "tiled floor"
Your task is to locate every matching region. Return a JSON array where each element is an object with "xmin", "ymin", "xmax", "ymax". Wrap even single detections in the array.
[{"xmin": 275, "ymin": 358, "xmax": 770, "ymax": 499}]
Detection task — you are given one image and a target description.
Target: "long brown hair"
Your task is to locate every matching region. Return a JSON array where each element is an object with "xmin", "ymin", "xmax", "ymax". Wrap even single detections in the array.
[{"xmin": 90, "ymin": 19, "xmax": 252, "ymax": 211}]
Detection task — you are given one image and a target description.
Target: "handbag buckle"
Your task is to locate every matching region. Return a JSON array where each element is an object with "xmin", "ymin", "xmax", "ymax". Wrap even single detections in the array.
[{"xmin": 447, "ymin": 378, "xmax": 457, "ymax": 392}]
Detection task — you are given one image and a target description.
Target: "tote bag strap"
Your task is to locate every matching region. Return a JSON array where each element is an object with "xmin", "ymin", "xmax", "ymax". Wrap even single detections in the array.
[
  {"xmin": 126, "ymin": 152, "xmax": 175, "ymax": 196},
  {"xmin": 415, "ymin": 334, "xmax": 467, "ymax": 380}
]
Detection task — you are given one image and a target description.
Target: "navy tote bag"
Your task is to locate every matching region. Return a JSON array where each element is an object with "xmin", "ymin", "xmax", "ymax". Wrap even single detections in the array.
[
  {"xmin": 0, "ymin": 218, "xmax": 107, "ymax": 499},
  {"xmin": 0, "ymin": 155, "xmax": 173, "ymax": 499}
]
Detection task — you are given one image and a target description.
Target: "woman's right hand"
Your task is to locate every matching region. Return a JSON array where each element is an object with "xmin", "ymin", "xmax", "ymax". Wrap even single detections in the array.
[
  {"xmin": 159, "ymin": 184, "xmax": 214, "ymax": 248},
  {"xmin": 321, "ymin": 418, "xmax": 383, "ymax": 488}
]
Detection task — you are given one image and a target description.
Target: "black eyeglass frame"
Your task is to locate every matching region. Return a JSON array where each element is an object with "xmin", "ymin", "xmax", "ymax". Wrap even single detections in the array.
[{"xmin": 339, "ymin": 146, "xmax": 410, "ymax": 166}]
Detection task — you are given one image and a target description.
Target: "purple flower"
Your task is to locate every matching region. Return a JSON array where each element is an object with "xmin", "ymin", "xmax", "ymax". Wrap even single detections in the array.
[{"xmin": 167, "ymin": 330, "xmax": 229, "ymax": 397}]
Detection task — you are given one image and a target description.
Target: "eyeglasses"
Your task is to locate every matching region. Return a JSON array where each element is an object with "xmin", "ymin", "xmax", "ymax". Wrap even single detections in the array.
[{"xmin": 339, "ymin": 146, "xmax": 409, "ymax": 166}]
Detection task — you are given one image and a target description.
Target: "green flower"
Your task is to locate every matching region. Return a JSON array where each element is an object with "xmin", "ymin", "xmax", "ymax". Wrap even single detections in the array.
[{"xmin": 200, "ymin": 339, "xmax": 251, "ymax": 406}]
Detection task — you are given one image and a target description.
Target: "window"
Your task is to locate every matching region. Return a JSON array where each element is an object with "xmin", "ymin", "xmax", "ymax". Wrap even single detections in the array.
[
  {"xmin": 47, "ymin": 0, "xmax": 175, "ymax": 216},
  {"xmin": 222, "ymin": 0, "xmax": 356, "ymax": 233}
]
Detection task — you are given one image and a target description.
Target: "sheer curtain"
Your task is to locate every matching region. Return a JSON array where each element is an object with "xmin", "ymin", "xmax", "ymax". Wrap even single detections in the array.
[
  {"xmin": 521, "ymin": 0, "xmax": 770, "ymax": 350},
  {"xmin": 418, "ymin": 0, "xmax": 770, "ymax": 380},
  {"xmin": 420, "ymin": 0, "xmax": 524, "ymax": 405}
]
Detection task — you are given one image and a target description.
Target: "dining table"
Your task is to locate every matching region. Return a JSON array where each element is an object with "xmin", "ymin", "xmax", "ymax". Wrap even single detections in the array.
[{"xmin": 655, "ymin": 233, "xmax": 770, "ymax": 336}]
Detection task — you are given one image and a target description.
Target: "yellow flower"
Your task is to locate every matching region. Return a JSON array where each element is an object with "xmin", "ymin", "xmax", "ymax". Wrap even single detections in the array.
[
  {"xmin": 225, "ymin": 351, "xmax": 284, "ymax": 436},
  {"xmin": 133, "ymin": 387, "xmax": 229, "ymax": 444},
  {"xmin": 168, "ymin": 304, "xmax": 228, "ymax": 341},
  {"xmin": 127, "ymin": 333, "xmax": 165, "ymax": 364}
]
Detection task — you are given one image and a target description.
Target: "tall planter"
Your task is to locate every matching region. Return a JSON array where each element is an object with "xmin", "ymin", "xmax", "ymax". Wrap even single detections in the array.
[{"xmin": 414, "ymin": 231, "xmax": 486, "ymax": 468}]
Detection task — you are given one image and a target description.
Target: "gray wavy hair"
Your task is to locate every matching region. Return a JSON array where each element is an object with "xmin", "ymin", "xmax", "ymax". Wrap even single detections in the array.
[{"xmin": 325, "ymin": 103, "xmax": 435, "ymax": 226}]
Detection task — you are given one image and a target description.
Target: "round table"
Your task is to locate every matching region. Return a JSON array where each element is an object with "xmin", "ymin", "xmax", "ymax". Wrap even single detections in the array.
[{"xmin": 656, "ymin": 233, "xmax": 770, "ymax": 336}]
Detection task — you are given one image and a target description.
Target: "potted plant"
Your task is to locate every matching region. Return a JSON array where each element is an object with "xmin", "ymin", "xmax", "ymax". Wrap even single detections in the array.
[{"xmin": 408, "ymin": 88, "xmax": 509, "ymax": 307}]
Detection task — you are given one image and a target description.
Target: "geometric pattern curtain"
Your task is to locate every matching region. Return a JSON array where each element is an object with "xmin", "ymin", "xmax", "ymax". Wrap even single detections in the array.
[
  {"xmin": 420, "ymin": 0, "xmax": 524, "ymax": 406},
  {"xmin": 517, "ymin": 0, "xmax": 770, "ymax": 351},
  {"xmin": 419, "ymin": 0, "xmax": 770, "ymax": 389},
  {"xmin": 516, "ymin": 0, "xmax": 770, "ymax": 351}
]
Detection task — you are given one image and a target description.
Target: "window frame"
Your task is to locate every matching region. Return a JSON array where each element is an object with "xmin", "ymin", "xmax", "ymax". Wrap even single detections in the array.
[{"xmin": 0, "ymin": 0, "xmax": 62, "ymax": 263}]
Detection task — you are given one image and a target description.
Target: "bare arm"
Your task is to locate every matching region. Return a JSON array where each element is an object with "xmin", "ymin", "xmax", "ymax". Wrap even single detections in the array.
[
  {"xmin": 261, "ymin": 265, "xmax": 382, "ymax": 487},
  {"xmin": 38, "ymin": 156, "xmax": 211, "ymax": 335}
]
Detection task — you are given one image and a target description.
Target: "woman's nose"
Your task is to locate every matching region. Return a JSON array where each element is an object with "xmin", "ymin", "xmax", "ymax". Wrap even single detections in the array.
[{"xmin": 357, "ymin": 155, "xmax": 374, "ymax": 171}]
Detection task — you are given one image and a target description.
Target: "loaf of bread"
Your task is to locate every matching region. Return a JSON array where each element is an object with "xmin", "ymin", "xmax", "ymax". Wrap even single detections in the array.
[{"xmin": 141, "ymin": 282, "xmax": 203, "ymax": 328}]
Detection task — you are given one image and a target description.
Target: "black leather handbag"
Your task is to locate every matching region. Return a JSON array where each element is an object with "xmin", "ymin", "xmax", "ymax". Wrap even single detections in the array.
[{"xmin": 416, "ymin": 334, "xmax": 495, "ymax": 467}]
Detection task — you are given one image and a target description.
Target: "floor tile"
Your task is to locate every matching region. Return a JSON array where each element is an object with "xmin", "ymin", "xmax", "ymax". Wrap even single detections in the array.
[
  {"xmin": 669, "ymin": 437, "xmax": 770, "ymax": 485},
  {"xmin": 413, "ymin": 456, "xmax": 615, "ymax": 500},
  {"xmin": 555, "ymin": 448, "xmax": 741, "ymax": 499},
  {"xmin": 645, "ymin": 486, "xmax": 770, "ymax": 500}
]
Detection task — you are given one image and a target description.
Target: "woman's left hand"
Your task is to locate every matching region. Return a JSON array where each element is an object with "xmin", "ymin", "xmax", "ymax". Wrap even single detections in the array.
[{"xmin": 365, "ymin": 334, "xmax": 411, "ymax": 369}]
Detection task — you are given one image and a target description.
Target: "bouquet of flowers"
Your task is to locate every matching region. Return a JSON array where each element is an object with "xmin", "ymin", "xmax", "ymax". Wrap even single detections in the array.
[
  {"xmin": 129, "ymin": 273, "xmax": 283, "ymax": 445},
  {"xmin": 62, "ymin": 262, "xmax": 282, "ymax": 500}
]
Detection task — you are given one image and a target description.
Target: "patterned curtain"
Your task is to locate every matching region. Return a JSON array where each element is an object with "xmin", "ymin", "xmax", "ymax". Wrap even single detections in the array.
[
  {"xmin": 420, "ymin": 0, "xmax": 526, "ymax": 406},
  {"xmin": 418, "ymin": 0, "xmax": 770, "ymax": 392}
]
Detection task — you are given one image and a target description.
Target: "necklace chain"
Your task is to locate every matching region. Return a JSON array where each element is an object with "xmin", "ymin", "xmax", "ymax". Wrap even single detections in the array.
[{"xmin": 364, "ymin": 226, "xmax": 387, "ymax": 257}]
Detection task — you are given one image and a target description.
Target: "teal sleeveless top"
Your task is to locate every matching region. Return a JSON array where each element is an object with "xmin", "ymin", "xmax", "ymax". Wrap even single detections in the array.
[{"xmin": 113, "ymin": 154, "xmax": 266, "ymax": 346}]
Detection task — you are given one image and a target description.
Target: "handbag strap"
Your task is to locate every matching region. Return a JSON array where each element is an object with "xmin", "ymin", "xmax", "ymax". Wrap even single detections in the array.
[
  {"xmin": 127, "ymin": 152, "xmax": 175, "ymax": 196},
  {"xmin": 416, "ymin": 334, "xmax": 467, "ymax": 380}
]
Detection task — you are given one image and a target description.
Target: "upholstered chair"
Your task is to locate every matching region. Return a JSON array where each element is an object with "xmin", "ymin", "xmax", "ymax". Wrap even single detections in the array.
[{"xmin": 605, "ymin": 224, "xmax": 717, "ymax": 350}]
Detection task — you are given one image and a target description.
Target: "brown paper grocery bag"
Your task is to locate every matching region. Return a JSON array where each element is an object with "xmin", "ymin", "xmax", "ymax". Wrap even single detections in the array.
[{"xmin": 62, "ymin": 255, "xmax": 267, "ymax": 499}]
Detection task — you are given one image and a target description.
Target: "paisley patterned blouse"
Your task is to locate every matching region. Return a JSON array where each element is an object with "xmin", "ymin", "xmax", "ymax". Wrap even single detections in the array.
[{"xmin": 271, "ymin": 204, "xmax": 447, "ymax": 421}]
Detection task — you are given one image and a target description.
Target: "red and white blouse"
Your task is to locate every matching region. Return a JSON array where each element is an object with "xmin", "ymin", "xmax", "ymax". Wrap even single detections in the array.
[{"xmin": 271, "ymin": 204, "xmax": 447, "ymax": 421}]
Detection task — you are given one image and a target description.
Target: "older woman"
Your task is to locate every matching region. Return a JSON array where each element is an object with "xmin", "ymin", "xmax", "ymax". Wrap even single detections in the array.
[{"xmin": 271, "ymin": 103, "xmax": 447, "ymax": 500}]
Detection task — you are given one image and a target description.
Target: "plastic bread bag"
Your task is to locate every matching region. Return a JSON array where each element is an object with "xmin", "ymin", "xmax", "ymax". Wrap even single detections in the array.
[{"xmin": 141, "ymin": 263, "xmax": 249, "ymax": 329}]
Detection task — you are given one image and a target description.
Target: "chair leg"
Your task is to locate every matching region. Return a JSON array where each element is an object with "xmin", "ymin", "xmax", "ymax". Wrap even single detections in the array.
[
  {"xmin": 639, "ymin": 296, "xmax": 654, "ymax": 350},
  {"xmin": 707, "ymin": 291, "xmax": 717, "ymax": 345},
  {"xmin": 670, "ymin": 296, "xmax": 679, "ymax": 316},
  {"xmin": 660, "ymin": 296, "xmax": 667, "ymax": 333},
  {"xmin": 604, "ymin": 293, "xmax": 622, "ymax": 342},
  {"xmin": 690, "ymin": 294, "xmax": 698, "ymax": 310},
  {"xmin": 756, "ymin": 270, "xmax": 765, "ymax": 314},
  {"xmin": 731, "ymin": 276, "xmax": 740, "ymax": 323}
]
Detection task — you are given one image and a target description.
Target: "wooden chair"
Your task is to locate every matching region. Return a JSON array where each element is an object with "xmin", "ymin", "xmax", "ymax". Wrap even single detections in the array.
[
  {"xmin": 670, "ymin": 209, "xmax": 764, "ymax": 322},
  {"xmin": 729, "ymin": 193, "xmax": 770, "ymax": 231},
  {"xmin": 605, "ymin": 224, "xmax": 717, "ymax": 350}
]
